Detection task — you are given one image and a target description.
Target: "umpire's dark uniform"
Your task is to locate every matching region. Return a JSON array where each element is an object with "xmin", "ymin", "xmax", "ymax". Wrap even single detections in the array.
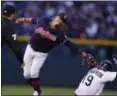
[{"xmin": 2, "ymin": 5, "xmax": 23, "ymax": 64}]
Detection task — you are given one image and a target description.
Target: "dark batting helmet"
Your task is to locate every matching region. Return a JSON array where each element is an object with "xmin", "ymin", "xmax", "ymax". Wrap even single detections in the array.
[
  {"xmin": 58, "ymin": 13, "xmax": 68, "ymax": 24},
  {"xmin": 100, "ymin": 60, "xmax": 113, "ymax": 71}
]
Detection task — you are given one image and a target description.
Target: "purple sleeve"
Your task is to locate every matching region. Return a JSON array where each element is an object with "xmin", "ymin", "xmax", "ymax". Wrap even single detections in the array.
[
  {"xmin": 32, "ymin": 17, "xmax": 40, "ymax": 25},
  {"xmin": 57, "ymin": 31, "xmax": 81, "ymax": 54},
  {"xmin": 32, "ymin": 17, "xmax": 50, "ymax": 26}
]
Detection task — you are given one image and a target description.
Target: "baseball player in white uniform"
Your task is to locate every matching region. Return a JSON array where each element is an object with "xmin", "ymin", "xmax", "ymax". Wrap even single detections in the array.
[{"xmin": 75, "ymin": 54, "xmax": 117, "ymax": 96}]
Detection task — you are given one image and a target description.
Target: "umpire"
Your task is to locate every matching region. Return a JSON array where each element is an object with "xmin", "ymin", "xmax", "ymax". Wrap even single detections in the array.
[{"xmin": 2, "ymin": 5, "xmax": 23, "ymax": 65}]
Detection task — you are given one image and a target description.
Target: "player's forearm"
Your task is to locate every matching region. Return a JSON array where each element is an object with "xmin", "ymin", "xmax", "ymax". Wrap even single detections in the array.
[
  {"xmin": 16, "ymin": 17, "xmax": 32, "ymax": 24},
  {"xmin": 23, "ymin": 17, "xmax": 32, "ymax": 23},
  {"xmin": 64, "ymin": 40, "xmax": 82, "ymax": 55},
  {"xmin": 23, "ymin": 17, "xmax": 39, "ymax": 25}
]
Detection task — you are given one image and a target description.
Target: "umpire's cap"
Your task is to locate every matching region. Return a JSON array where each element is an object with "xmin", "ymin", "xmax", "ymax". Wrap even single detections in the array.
[
  {"xmin": 100, "ymin": 60, "xmax": 113, "ymax": 71},
  {"xmin": 58, "ymin": 13, "xmax": 68, "ymax": 24},
  {"xmin": 2, "ymin": 5, "xmax": 16, "ymax": 16}
]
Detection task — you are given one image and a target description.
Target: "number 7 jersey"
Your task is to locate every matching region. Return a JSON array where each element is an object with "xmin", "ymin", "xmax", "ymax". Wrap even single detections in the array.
[{"xmin": 75, "ymin": 68, "xmax": 117, "ymax": 95}]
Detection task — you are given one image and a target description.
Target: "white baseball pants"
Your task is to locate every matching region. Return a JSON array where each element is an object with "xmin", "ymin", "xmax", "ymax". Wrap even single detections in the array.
[{"xmin": 23, "ymin": 44, "xmax": 48, "ymax": 79}]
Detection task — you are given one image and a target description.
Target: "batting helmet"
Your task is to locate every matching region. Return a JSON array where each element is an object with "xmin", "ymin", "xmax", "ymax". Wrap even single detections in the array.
[
  {"xmin": 100, "ymin": 60, "xmax": 113, "ymax": 71},
  {"xmin": 58, "ymin": 13, "xmax": 68, "ymax": 24}
]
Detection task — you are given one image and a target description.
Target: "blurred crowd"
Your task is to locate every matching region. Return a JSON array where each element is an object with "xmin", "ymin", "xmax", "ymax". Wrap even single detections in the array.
[
  {"xmin": 2, "ymin": 1, "xmax": 117, "ymax": 40},
  {"xmin": 2, "ymin": 1, "xmax": 117, "ymax": 59}
]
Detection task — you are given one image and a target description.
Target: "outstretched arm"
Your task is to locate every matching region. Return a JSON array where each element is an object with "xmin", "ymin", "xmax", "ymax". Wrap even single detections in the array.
[
  {"xmin": 16, "ymin": 17, "xmax": 40, "ymax": 25},
  {"xmin": 64, "ymin": 39, "xmax": 87, "ymax": 57},
  {"xmin": 16, "ymin": 17, "xmax": 32, "ymax": 24},
  {"xmin": 57, "ymin": 32, "xmax": 88, "ymax": 57}
]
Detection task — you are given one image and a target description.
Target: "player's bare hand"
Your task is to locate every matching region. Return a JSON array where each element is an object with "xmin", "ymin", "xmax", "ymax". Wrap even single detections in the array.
[
  {"xmin": 21, "ymin": 63, "xmax": 25, "ymax": 68},
  {"xmin": 82, "ymin": 52, "xmax": 88, "ymax": 58},
  {"xmin": 16, "ymin": 18, "xmax": 25, "ymax": 24}
]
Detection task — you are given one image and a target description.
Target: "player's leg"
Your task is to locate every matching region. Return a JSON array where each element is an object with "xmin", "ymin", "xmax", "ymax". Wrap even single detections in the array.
[
  {"xmin": 23, "ymin": 45, "xmax": 34, "ymax": 85},
  {"xmin": 30, "ymin": 52, "xmax": 48, "ymax": 95}
]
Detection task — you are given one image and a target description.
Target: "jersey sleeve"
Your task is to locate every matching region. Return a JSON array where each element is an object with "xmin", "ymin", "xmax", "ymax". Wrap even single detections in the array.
[
  {"xmin": 101, "ymin": 71, "xmax": 117, "ymax": 82},
  {"xmin": 57, "ymin": 32, "xmax": 81, "ymax": 54},
  {"xmin": 32, "ymin": 17, "xmax": 49, "ymax": 26},
  {"xmin": 32, "ymin": 17, "xmax": 40, "ymax": 26}
]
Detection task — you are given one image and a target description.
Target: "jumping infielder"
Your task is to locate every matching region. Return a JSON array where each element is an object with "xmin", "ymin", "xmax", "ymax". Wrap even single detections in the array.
[
  {"xmin": 75, "ymin": 54, "xmax": 117, "ymax": 96},
  {"xmin": 16, "ymin": 13, "xmax": 88, "ymax": 96}
]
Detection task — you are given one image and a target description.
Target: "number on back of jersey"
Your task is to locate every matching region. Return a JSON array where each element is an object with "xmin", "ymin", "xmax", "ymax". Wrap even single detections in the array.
[
  {"xmin": 82, "ymin": 75, "xmax": 94, "ymax": 86},
  {"xmin": 12, "ymin": 34, "xmax": 17, "ymax": 40}
]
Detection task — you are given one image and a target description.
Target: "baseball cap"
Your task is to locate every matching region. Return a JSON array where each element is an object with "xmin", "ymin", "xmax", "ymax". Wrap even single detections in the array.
[
  {"xmin": 58, "ymin": 13, "xmax": 68, "ymax": 24},
  {"xmin": 2, "ymin": 5, "xmax": 16, "ymax": 16}
]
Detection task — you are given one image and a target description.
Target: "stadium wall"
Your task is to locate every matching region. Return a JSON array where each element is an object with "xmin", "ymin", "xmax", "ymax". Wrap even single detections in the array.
[{"xmin": 2, "ymin": 43, "xmax": 117, "ymax": 90}]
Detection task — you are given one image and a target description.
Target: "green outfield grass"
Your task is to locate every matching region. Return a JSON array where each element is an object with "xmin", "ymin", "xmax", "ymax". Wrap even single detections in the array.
[{"xmin": 2, "ymin": 85, "xmax": 117, "ymax": 95}]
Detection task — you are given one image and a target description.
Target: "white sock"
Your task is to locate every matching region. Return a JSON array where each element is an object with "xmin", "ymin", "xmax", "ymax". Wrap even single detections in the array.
[{"xmin": 33, "ymin": 91, "xmax": 39, "ymax": 96}]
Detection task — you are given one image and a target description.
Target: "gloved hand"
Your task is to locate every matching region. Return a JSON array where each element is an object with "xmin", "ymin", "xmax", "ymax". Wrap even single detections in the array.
[{"xmin": 82, "ymin": 53, "xmax": 96, "ymax": 67}]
